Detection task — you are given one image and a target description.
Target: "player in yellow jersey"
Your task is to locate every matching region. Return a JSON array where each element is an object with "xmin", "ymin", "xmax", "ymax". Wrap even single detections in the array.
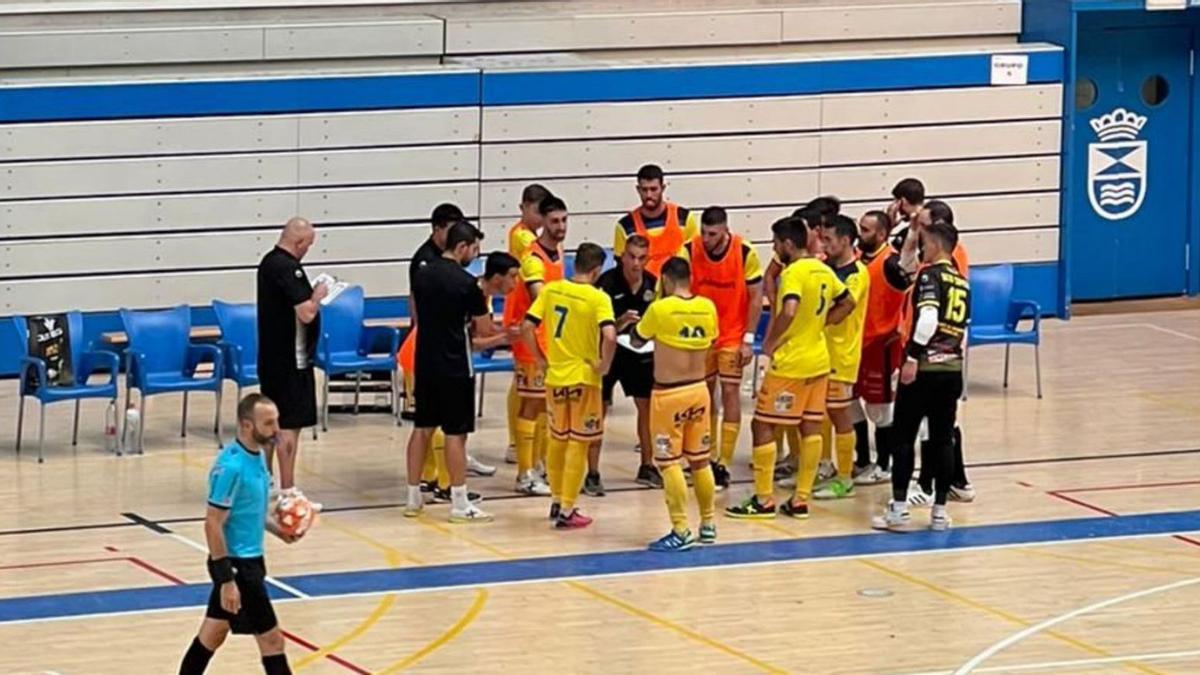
[
  {"xmin": 522, "ymin": 243, "xmax": 617, "ymax": 529},
  {"xmin": 630, "ymin": 258, "xmax": 719, "ymax": 551},
  {"xmin": 726, "ymin": 215, "xmax": 855, "ymax": 520},
  {"xmin": 503, "ymin": 184, "xmax": 552, "ymax": 465},
  {"xmin": 813, "ymin": 215, "xmax": 870, "ymax": 500}
]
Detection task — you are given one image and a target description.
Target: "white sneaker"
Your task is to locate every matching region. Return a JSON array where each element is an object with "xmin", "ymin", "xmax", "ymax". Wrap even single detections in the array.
[
  {"xmin": 467, "ymin": 454, "xmax": 497, "ymax": 477},
  {"xmin": 404, "ymin": 502, "xmax": 423, "ymax": 518},
  {"xmin": 779, "ymin": 473, "xmax": 797, "ymax": 489},
  {"xmin": 871, "ymin": 501, "xmax": 911, "ymax": 531},
  {"xmin": 853, "ymin": 464, "xmax": 890, "ymax": 486},
  {"xmin": 930, "ymin": 508, "xmax": 952, "ymax": 531},
  {"xmin": 516, "ymin": 471, "xmax": 552, "ymax": 496},
  {"xmin": 449, "ymin": 503, "xmax": 494, "ymax": 523},
  {"xmin": 504, "ymin": 444, "xmax": 517, "ymax": 464},
  {"xmin": 816, "ymin": 459, "xmax": 837, "ymax": 483},
  {"xmin": 906, "ymin": 482, "xmax": 934, "ymax": 508},
  {"xmin": 949, "ymin": 483, "xmax": 976, "ymax": 503}
]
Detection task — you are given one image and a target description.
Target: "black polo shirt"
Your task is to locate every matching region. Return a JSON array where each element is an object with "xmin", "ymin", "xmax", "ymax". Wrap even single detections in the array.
[
  {"xmin": 256, "ymin": 246, "xmax": 318, "ymax": 375},
  {"xmin": 413, "ymin": 257, "xmax": 488, "ymax": 379},
  {"xmin": 596, "ymin": 267, "xmax": 657, "ymax": 334},
  {"xmin": 409, "ymin": 237, "xmax": 442, "ymax": 295}
]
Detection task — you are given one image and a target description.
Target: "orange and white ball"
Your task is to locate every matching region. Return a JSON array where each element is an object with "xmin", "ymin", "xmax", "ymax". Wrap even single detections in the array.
[{"xmin": 274, "ymin": 493, "xmax": 318, "ymax": 538}]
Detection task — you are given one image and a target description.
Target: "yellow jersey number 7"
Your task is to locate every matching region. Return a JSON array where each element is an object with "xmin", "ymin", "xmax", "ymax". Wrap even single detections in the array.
[{"xmin": 553, "ymin": 305, "xmax": 569, "ymax": 338}]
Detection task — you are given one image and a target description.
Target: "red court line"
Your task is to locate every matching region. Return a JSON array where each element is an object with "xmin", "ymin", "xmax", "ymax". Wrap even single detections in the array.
[
  {"xmin": 126, "ymin": 556, "xmax": 188, "ymax": 586},
  {"xmin": 1046, "ymin": 491, "xmax": 1200, "ymax": 550},
  {"xmin": 0, "ymin": 557, "xmax": 118, "ymax": 572},
  {"xmin": 1054, "ymin": 479, "xmax": 1200, "ymax": 495}
]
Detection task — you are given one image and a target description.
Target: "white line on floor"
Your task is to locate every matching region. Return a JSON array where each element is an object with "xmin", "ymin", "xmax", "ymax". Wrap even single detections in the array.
[
  {"xmin": 903, "ymin": 647, "xmax": 1200, "ymax": 674},
  {"xmin": 166, "ymin": 532, "xmax": 310, "ymax": 599}
]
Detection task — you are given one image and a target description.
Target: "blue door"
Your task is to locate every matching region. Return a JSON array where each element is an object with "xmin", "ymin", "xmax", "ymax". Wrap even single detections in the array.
[{"xmin": 1071, "ymin": 26, "xmax": 1192, "ymax": 300}]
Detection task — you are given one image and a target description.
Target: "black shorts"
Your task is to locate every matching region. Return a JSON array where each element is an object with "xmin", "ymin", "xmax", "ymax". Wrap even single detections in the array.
[
  {"xmin": 205, "ymin": 556, "xmax": 278, "ymax": 635},
  {"xmin": 260, "ymin": 367, "xmax": 317, "ymax": 430},
  {"xmin": 413, "ymin": 374, "xmax": 475, "ymax": 435},
  {"xmin": 602, "ymin": 350, "xmax": 653, "ymax": 404}
]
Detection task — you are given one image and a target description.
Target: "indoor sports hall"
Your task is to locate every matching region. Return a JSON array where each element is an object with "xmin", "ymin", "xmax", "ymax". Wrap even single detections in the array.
[{"xmin": 2, "ymin": 1, "xmax": 1199, "ymax": 673}]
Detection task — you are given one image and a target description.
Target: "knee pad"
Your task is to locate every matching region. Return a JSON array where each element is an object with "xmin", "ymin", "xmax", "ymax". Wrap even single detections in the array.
[{"xmin": 865, "ymin": 403, "xmax": 893, "ymax": 427}]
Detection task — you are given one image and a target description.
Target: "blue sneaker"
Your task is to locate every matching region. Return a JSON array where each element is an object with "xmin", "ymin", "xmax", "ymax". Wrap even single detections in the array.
[
  {"xmin": 648, "ymin": 530, "xmax": 697, "ymax": 552},
  {"xmin": 698, "ymin": 522, "xmax": 717, "ymax": 545}
]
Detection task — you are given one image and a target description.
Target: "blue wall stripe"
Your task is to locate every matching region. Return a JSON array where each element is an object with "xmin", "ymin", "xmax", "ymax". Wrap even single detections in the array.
[
  {"xmin": 482, "ymin": 49, "xmax": 1064, "ymax": 106},
  {"xmin": 0, "ymin": 509, "xmax": 1194, "ymax": 625},
  {"xmin": 0, "ymin": 72, "xmax": 482, "ymax": 123}
]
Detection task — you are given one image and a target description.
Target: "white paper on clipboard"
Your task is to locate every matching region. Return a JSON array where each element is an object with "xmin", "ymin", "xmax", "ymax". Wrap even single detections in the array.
[
  {"xmin": 312, "ymin": 273, "xmax": 350, "ymax": 306},
  {"xmin": 616, "ymin": 333, "xmax": 654, "ymax": 354}
]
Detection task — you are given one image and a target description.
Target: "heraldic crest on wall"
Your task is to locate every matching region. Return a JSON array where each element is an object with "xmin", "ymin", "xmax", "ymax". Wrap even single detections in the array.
[{"xmin": 1087, "ymin": 107, "xmax": 1148, "ymax": 221}]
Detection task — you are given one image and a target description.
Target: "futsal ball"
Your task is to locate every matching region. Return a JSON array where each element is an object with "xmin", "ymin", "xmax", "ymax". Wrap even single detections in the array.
[{"xmin": 275, "ymin": 493, "xmax": 318, "ymax": 538}]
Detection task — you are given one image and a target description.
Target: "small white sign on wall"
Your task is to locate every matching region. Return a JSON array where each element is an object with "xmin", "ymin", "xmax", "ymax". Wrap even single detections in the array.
[
  {"xmin": 990, "ymin": 54, "xmax": 1029, "ymax": 86},
  {"xmin": 1146, "ymin": 0, "xmax": 1186, "ymax": 10}
]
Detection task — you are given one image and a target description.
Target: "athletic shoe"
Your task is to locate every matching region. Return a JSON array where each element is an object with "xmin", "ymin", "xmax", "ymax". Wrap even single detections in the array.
[
  {"xmin": 548, "ymin": 502, "xmax": 561, "ymax": 521},
  {"xmin": 930, "ymin": 510, "xmax": 952, "ymax": 531},
  {"xmin": 449, "ymin": 503, "xmax": 494, "ymax": 523},
  {"xmin": 555, "ymin": 508, "xmax": 593, "ymax": 529},
  {"xmin": 432, "ymin": 486, "xmax": 481, "ymax": 504},
  {"xmin": 773, "ymin": 462, "xmax": 796, "ymax": 481},
  {"xmin": 780, "ymin": 499, "xmax": 810, "ymax": 520},
  {"xmin": 504, "ymin": 444, "xmax": 517, "ymax": 464},
  {"xmin": 633, "ymin": 443, "xmax": 642, "ymax": 454},
  {"xmin": 635, "ymin": 464, "xmax": 663, "ymax": 488},
  {"xmin": 779, "ymin": 474, "xmax": 797, "ymax": 489},
  {"xmin": 853, "ymin": 464, "xmax": 890, "ymax": 486},
  {"xmin": 814, "ymin": 477, "xmax": 856, "ymax": 500},
  {"xmin": 648, "ymin": 530, "xmax": 697, "ymax": 552},
  {"xmin": 712, "ymin": 462, "xmax": 731, "ymax": 491},
  {"xmin": 583, "ymin": 472, "xmax": 606, "ymax": 497},
  {"xmin": 467, "ymin": 454, "xmax": 497, "ymax": 477},
  {"xmin": 698, "ymin": 522, "xmax": 717, "ymax": 545},
  {"xmin": 907, "ymin": 482, "xmax": 934, "ymax": 508},
  {"xmin": 816, "ymin": 459, "xmax": 837, "ymax": 483},
  {"xmin": 871, "ymin": 501, "xmax": 911, "ymax": 531},
  {"xmin": 949, "ymin": 483, "xmax": 977, "ymax": 503},
  {"xmin": 725, "ymin": 495, "xmax": 777, "ymax": 520},
  {"xmin": 516, "ymin": 471, "xmax": 551, "ymax": 496},
  {"xmin": 403, "ymin": 503, "xmax": 423, "ymax": 518}
]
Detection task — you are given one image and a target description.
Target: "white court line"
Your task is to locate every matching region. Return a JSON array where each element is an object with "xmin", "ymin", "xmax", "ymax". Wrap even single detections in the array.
[
  {"xmin": 953, "ymin": 577, "xmax": 1200, "ymax": 674},
  {"xmin": 904, "ymin": 647, "xmax": 1200, "ymax": 674},
  {"xmin": 166, "ymin": 532, "xmax": 311, "ymax": 599},
  {"xmin": 1045, "ymin": 321, "xmax": 1200, "ymax": 343}
]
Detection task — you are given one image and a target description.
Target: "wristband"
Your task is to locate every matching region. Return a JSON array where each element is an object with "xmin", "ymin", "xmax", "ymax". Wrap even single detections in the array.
[
  {"xmin": 207, "ymin": 557, "xmax": 235, "ymax": 585},
  {"xmin": 743, "ymin": 332, "xmax": 755, "ymax": 345}
]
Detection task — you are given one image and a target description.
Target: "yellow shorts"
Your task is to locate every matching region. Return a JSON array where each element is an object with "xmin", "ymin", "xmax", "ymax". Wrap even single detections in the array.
[
  {"xmin": 706, "ymin": 347, "xmax": 745, "ymax": 383},
  {"xmin": 754, "ymin": 373, "xmax": 828, "ymax": 425},
  {"xmin": 826, "ymin": 380, "xmax": 856, "ymax": 410},
  {"xmin": 546, "ymin": 384, "xmax": 604, "ymax": 442},
  {"xmin": 650, "ymin": 381, "xmax": 711, "ymax": 465},
  {"xmin": 515, "ymin": 360, "xmax": 546, "ymax": 398}
]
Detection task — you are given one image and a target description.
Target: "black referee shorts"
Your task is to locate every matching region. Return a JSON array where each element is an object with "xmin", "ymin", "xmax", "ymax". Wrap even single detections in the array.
[
  {"xmin": 260, "ymin": 367, "xmax": 317, "ymax": 430},
  {"xmin": 602, "ymin": 351, "xmax": 653, "ymax": 404},
  {"xmin": 205, "ymin": 556, "xmax": 279, "ymax": 635},
  {"xmin": 414, "ymin": 374, "xmax": 475, "ymax": 435}
]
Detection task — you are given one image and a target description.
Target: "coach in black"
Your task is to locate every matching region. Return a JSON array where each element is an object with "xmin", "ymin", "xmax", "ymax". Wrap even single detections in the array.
[
  {"xmin": 595, "ymin": 233, "xmax": 662, "ymax": 490},
  {"xmin": 256, "ymin": 217, "xmax": 327, "ymax": 493},
  {"xmin": 405, "ymin": 221, "xmax": 499, "ymax": 524}
]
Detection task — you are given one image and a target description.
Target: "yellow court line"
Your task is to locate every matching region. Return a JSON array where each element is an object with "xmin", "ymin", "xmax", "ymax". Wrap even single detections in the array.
[
  {"xmin": 1021, "ymin": 548, "xmax": 1192, "ymax": 576},
  {"xmin": 858, "ymin": 559, "xmax": 1164, "ymax": 675},
  {"xmin": 1093, "ymin": 539, "xmax": 1200, "ymax": 561},
  {"xmin": 293, "ymin": 595, "xmax": 398, "ymax": 670},
  {"xmin": 375, "ymin": 589, "xmax": 490, "ymax": 674}
]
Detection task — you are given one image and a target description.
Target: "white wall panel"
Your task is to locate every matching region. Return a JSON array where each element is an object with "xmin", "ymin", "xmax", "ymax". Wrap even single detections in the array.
[
  {"xmin": 961, "ymin": 229, "xmax": 1059, "ymax": 265},
  {"xmin": 296, "ymin": 108, "xmax": 481, "ymax": 148},
  {"xmin": 820, "ymin": 157, "xmax": 1060, "ymax": 201},
  {"xmin": 822, "ymin": 84, "xmax": 1062, "ymax": 129},
  {"xmin": 481, "ymin": 133, "xmax": 820, "ymax": 180},
  {"xmin": 262, "ymin": 20, "xmax": 443, "ymax": 59},
  {"xmin": 1, "ymin": 183, "xmax": 478, "ymax": 238},
  {"xmin": 821, "ymin": 121, "xmax": 1060, "ymax": 166},
  {"xmin": 482, "ymin": 96, "xmax": 823, "ymax": 142},
  {"xmin": 295, "ymin": 146, "xmax": 480, "ymax": 186},
  {"xmin": 782, "ymin": 2, "xmax": 1018, "ymax": 43},
  {"xmin": 0, "ymin": 27, "xmax": 264, "ymax": 67}
]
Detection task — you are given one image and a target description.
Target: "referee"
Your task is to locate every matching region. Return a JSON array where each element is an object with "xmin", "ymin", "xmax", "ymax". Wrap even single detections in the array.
[
  {"xmin": 179, "ymin": 393, "xmax": 303, "ymax": 675},
  {"xmin": 595, "ymin": 234, "xmax": 661, "ymax": 489},
  {"xmin": 256, "ymin": 217, "xmax": 326, "ymax": 493},
  {"xmin": 405, "ymin": 221, "xmax": 499, "ymax": 523}
]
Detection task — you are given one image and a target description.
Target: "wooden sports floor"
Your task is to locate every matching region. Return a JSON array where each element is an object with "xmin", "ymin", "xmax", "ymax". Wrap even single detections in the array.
[{"xmin": 2, "ymin": 308, "xmax": 1199, "ymax": 675}]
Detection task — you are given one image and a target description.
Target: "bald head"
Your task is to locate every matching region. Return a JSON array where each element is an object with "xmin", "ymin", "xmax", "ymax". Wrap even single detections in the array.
[{"xmin": 279, "ymin": 217, "xmax": 316, "ymax": 259}]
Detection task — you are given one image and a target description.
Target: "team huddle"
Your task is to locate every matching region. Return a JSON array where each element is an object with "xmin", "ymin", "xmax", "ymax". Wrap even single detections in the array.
[{"xmin": 400, "ymin": 165, "xmax": 975, "ymax": 550}]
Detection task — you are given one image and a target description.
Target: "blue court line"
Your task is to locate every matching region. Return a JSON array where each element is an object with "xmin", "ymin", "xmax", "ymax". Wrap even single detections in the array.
[{"xmin": 1, "ymin": 510, "xmax": 1196, "ymax": 625}]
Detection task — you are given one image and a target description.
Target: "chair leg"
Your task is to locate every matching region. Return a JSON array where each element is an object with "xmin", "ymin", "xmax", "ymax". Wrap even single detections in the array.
[
  {"xmin": 138, "ymin": 395, "xmax": 147, "ymax": 455},
  {"xmin": 391, "ymin": 370, "xmax": 400, "ymax": 421},
  {"xmin": 15, "ymin": 395, "xmax": 25, "ymax": 455},
  {"xmin": 38, "ymin": 402, "xmax": 46, "ymax": 464},
  {"xmin": 477, "ymin": 373, "xmax": 486, "ymax": 418},
  {"xmin": 1003, "ymin": 345, "xmax": 1011, "ymax": 389},
  {"xmin": 1035, "ymin": 343, "xmax": 1043, "ymax": 400},
  {"xmin": 72, "ymin": 399, "xmax": 81, "ymax": 446},
  {"xmin": 214, "ymin": 388, "xmax": 223, "ymax": 447},
  {"xmin": 181, "ymin": 392, "xmax": 189, "ymax": 438},
  {"xmin": 353, "ymin": 372, "xmax": 362, "ymax": 415},
  {"xmin": 322, "ymin": 372, "xmax": 330, "ymax": 433}
]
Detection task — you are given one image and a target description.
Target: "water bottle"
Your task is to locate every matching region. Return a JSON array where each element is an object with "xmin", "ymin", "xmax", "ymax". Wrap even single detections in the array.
[
  {"xmin": 104, "ymin": 400, "xmax": 118, "ymax": 454},
  {"xmin": 122, "ymin": 403, "xmax": 141, "ymax": 455}
]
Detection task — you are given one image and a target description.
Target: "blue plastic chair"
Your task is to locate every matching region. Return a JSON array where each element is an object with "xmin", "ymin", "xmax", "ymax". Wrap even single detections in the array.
[
  {"xmin": 120, "ymin": 305, "xmax": 224, "ymax": 451},
  {"xmin": 474, "ymin": 351, "xmax": 515, "ymax": 417},
  {"xmin": 212, "ymin": 300, "xmax": 259, "ymax": 399},
  {"xmin": 965, "ymin": 264, "xmax": 1042, "ymax": 399},
  {"xmin": 314, "ymin": 286, "xmax": 402, "ymax": 434},
  {"xmin": 12, "ymin": 312, "xmax": 120, "ymax": 463}
]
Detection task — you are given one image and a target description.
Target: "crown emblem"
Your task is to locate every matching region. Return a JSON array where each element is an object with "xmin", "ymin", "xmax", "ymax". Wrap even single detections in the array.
[{"xmin": 1089, "ymin": 108, "xmax": 1147, "ymax": 142}]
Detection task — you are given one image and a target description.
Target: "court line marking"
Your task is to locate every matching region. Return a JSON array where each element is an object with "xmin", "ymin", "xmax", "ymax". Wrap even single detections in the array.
[
  {"xmin": 953, "ymin": 576, "xmax": 1200, "ymax": 675},
  {"xmin": 1054, "ymin": 479, "xmax": 1200, "ymax": 494},
  {"xmin": 374, "ymin": 589, "xmax": 489, "ymax": 674},
  {"xmin": 146, "ymin": 523, "xmax": 312, "ymax": 600},
  {"xmin": 292, "ymin": 594, "xmax": 397, "ymax": 671},
  {"xmin": 1019, "ymin": 548, "xmax": 1193, "ymax": 577},
  {"xmin": 1046, "ymin": 491, "xmax": 1200, "ymax": 550},
  {"xmin": 1045, "ymin": 321, "xmax": 1200, "ymax": 343},
  {"xmin": 903, "ymin": 648, "xmax": 1200, "ymax": 674}
]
